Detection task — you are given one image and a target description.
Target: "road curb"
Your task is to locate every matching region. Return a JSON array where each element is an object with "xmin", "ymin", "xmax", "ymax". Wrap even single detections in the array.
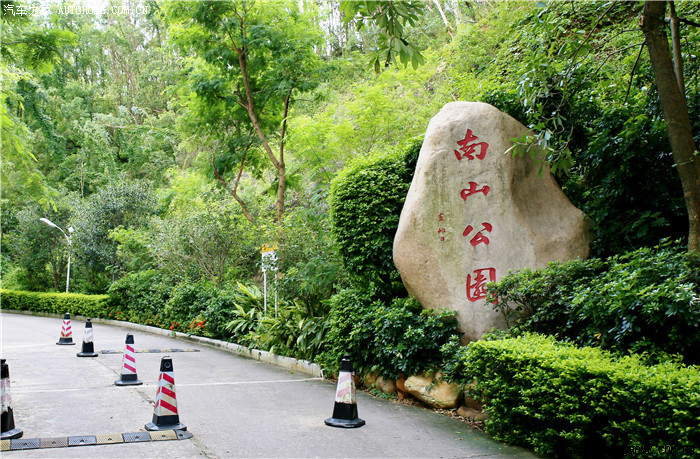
[{"xmin": 1, "ymin": 309, "xmax": 324, "ymax": 378}]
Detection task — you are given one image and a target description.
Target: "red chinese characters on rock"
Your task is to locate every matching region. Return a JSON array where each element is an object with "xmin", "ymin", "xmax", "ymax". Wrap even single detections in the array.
[
  {"xmin": 460, "ymin": 182, "xmax": 490, "ymax": 201},
  {"xmin": 437, "ymin": 213, "xmax": 446, "ymax": 242},
  {"xmin": 466, "ymin": 267, "xmax": 496, "ymax": 302},
  {"xmin": 463, "ymin": 222, "xmax": 493, "ymax": 246},
  {"xmin": 450, "ymin": 127, "xmax": 496, "ymax": 302},
  {"xmin": 454, "ymin": 129, "xmax": 489, "ymax": 161}
]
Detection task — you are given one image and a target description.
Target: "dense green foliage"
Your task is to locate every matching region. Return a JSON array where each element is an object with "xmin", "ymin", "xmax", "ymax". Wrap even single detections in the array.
[
  {"xmin": 106, "ymin": 270, "xmax": 334, "ymax": 360},
  {"xmin": 443, "ymin": 334, "xmax": 700, "ymax": 458},
  {"xmin": 329, "ymin": 138, "xmax": 420, "ymax": 294},
  {"xmin": 317, "ymin": 288, "xmax": 459, "ymax": 378},
  {"xmin": 0, "ymin": 289, "xmax": 109, "ymax": 317},
  {"xmin": 488, "ymin": 241, "xmax": 700, "ymax": 363}
]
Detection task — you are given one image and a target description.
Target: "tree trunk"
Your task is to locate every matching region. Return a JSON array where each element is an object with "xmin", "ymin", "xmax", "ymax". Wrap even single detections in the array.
[
  {"xmin": 234, "ymin": 38, "xmax": 286, "ymax": 223},
  {"xmin": 668, "ymin": 2, "xmax": 686, "ymax": 96},
  {"xmin": 276, "ymin": 91, "xmax": 292, "ymax": 224},
  {"xmin": 432, "ymin": 0, "xmax": 454, "ymax": 41},
  {"xmin": 641, "ymin": 0, "xmax": 700, "ymax": 252}
]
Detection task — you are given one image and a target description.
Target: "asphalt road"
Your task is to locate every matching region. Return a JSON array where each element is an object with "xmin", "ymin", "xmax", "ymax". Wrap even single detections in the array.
[{"xmin": 1, "ymin": 312, "xmax": 538, "ymax": 458}]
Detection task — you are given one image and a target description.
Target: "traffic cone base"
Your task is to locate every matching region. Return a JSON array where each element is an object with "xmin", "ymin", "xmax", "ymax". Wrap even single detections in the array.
[
  {"xmin": 114, "ymin": 374, "xmax": 142, "ymax": 386},
  {"xmin": 0, "ymin": 424, "xmax": 23, "ymax": 440},
  {"xmin": 1, "ymin": 404, "xmax": 23, "ymax": 439},
  {"xmin": 77, "ymin": 349, "xmax": 98, "ymax": 357},
  {"xmin": 145, "ymin": 416, "xmax": 187, "ymax": 432},
  {"xmin": 324, "ymin": 401, "xmax": 366, "ymax": 428},
  {"xmin": 324, "ymin": 417, "xmax": 366, "ymax": 428}
]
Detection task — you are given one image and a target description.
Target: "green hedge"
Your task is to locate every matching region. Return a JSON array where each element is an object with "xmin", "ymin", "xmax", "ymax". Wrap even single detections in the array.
[
  {"xmin": 454, "ymin": 334, "xmax": 700, "ymax": 458},
  {"xmin": 328, "ymin": 137, "xmax": 420, "ymax": 296},
  {"xmin": 1, "ymin": 289, "xmax": 109, "ymax": 318},
  {"xmin": 488, "ymin": 241, "xmax": 700, "ymax": 364}
]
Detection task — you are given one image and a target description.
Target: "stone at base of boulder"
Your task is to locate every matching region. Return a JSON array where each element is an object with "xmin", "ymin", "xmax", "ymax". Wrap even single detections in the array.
[
  {"xmin": 463, "ymin": 395, "xmax": 482, "ymax": 411},
  {"xmin": 457, "ymin": 406, "xmax": 490, "ymax": 422},
  {"xmin": 396, "ymin": 373, "xmax": 408, "ymax": 399},
  {"xmin": 376, "ymin": 376, "xmax": 396, "ymax": 394},
  {"xmin": 362, "ymin": 373, "xmax": 397, "ymax": 395},
  {"xmin": 404, "ymin": 372, "xmax": 461, "ymax": 409},
  {"xmin": 363, "ymin": 372, "xmax": 378, "ymax": 388}
]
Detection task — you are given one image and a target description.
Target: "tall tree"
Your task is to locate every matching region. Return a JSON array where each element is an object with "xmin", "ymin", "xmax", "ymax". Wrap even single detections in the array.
[
  {"xmin": 1, "ymin": 0, "xmax": 75, "ymax": 207},
  {"xmin": 640, "ymin": 0, "xmax": 700, "ymax": 252},
  {"xmin": 164, "ymin": 1, "xmax": 323, "ymax": 223},
  {"xmin": 40, "ymin": 0, "xmax": 180, "ymax": 194}
]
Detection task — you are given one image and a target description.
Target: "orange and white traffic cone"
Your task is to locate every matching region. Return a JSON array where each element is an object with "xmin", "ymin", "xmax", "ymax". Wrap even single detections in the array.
[
  {"xmin": 56, "ymin": 313, "xmax": 75, "ymax": 345},
  {"xmin": 324, "ymin": 354, "xmax": 365, "ymax": 428},
  {"xmin": 76, "ymin": 318, "xmax": 98, "ymax": 357},
  {"xmin": 145, "ymin": 356, "xmax": 186, "ymax": 431},
  {"xmin": 114, "ymin": 334, "xmax": 142, "ymax": 386},
  {"xmin": 1, "ymin": 359, "xmax": 23, "ymax": 440}
]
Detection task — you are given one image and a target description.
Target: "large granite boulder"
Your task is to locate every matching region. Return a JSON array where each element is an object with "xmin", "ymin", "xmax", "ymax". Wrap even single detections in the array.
[{"xmin": 394, "ymin": 102, "xmax": 590, "ymax": 342}]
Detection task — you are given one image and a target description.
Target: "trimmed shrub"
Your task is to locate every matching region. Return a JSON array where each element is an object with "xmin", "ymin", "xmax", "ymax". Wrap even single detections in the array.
[
  {"xmin": 106, "ymin": 270, "xmax": 173, "ymax": 327},
  {"xmin": 451, "ymin": 333, "xmax": 700, "ymax": 458},
  {"xmin": 317, "ymin": 288, "xmax": 459, "ymax": 378},
  {"xmin": 107, "ymin": 272, "xmax": 241, "ymax": 339},
  {"xmin": 328, "ymin": 137, "xmax": 421, "ymax": 296},
  {"xmin": 1, "ymin": 289, "xmax": 109, "ymax": 318},
  {"xmin": 489, "ymin": 240, "xmax": 700, "ymax": 363}
]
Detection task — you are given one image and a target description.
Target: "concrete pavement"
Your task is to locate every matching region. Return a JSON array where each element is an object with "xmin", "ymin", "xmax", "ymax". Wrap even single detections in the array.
[{"xmin": 1, "ymin": 312, "xmax": 539, "ymax": 458}]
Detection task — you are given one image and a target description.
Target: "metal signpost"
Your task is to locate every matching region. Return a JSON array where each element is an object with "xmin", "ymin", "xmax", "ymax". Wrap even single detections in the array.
[{"xmin": 261, "ymin": 244, "xmax": 278, "ymax": 317}]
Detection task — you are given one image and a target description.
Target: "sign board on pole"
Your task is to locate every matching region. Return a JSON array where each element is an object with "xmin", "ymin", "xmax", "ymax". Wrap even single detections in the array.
[
  {"xmin": 261, "ymin": 244, "xmax": 278, "ymax": 272},
  {"xmin": 261, "ymin": 244, "xmax": 278, "ymax": 316}
]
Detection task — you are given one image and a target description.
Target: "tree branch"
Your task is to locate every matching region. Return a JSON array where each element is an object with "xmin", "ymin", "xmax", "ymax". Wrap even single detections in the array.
[
  {"xmin": 564, "ymin": 1, "xmax": 618, "ymax": 81},
  {"xmin": 678, "ymin": 17, "xmax": 700, "ymax": 28},
  {"xmin": 624, "ymin": 41, "xmax": 646, "ymax": 104},
  {"xmin": 211, "ymin": 152, "xmax": 258, "ymax": 227}
]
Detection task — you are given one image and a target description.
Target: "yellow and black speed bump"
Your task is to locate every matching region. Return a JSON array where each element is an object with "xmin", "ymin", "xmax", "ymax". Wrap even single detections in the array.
[
  {"xmin": 95, "ymin": 433, "xmax": 123, "ymax": 444},
  {"xmin": 40, "ymin": 437, "xmax": 68, "ymax": 448},
  {"xmin": 1, "ymin": 430, "xmax": 192, "ymax": 451},
  {"xmin": 101, "ymin": 348, "xmax": 200, "ymax": 354},
  {"xmin": 68, "ymin": 435, "xmax": 97, "ymax": 446},
  {"xmin": 151, "ymin": 430, "xmax": 178, "ymax": 441},
  {"xmin": 8, "ymin": 438, "xmax": 39, "ymax": 450},
  {"xmin": 123, "ymin": 432, "xmax": 150, "ymax": 442}
]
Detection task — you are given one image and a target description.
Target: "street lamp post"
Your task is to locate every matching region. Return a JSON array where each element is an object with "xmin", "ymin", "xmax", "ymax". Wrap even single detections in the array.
[{"xmin": 40, "ymin": 218, "xmax": 75, "ymax": 293}]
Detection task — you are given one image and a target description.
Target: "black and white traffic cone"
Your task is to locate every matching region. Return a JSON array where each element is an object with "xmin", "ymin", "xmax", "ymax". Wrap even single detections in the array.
[
  {"xmin": 145, "ymin": 356, "xmax": 186, "ymax": 431},
  {"xmin": 56, "ymin": 313, "xmax": 76, "ymax": 345},
  {"xmin": 325, "ymin": 354, "xmax": 365, "ymax": 428},
  {"xmin": 1, "ymin": 359, "xmax": 23, "ymax": 440},
  {"xmin": 76, "ymin": 318, "xmax": 98, "ymax": 357},
  {"xmin": 114, "ymin": 334, "xmax": 142, "ymax": 386}
]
